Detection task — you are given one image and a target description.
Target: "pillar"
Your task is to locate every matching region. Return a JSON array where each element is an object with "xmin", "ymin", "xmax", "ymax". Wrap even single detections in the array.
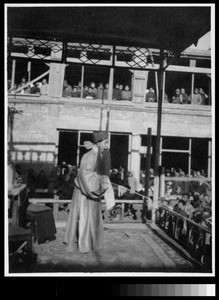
[{"xmin": 130, "ymin": 134, "xmax": 141, "ymax": 183}]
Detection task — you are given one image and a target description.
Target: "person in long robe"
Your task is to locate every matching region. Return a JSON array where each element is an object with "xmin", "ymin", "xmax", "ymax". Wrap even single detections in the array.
[{"xmin": 63, "ymin": 131, "xmax": 114, "ymax": 253}]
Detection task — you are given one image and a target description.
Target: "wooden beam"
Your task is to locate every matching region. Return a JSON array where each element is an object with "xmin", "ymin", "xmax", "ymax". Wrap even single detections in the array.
[
  {"xmin": 15, "ymin": 70, "xmax": 50, "ymax": 93},
  {"xmin": 11, "ymin": 59, "xmax": 16, "ymax": 88}
]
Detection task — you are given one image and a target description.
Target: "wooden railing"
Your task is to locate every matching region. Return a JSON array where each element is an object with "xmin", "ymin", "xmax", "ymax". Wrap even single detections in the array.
[{"xmin": 155, "ymin": 205, "xmax": 212, "ymax": 270}]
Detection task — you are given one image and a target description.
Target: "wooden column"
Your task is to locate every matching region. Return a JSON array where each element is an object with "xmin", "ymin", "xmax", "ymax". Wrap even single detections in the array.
[
  {"xmin": 188, "ymin": 138, "xmax": 192, "ymax": 175},
  {"xmin": 153, "ymin": 48, "xmax": 165, "ymax": 222},
  {"xmin": 190, "ymin": 59, "xmax": 196, "ymax": 98},
  {"xmin": 11, "ymin": 59, "xmax": 16, "ymax": 88},
  {"xmin": 144, "ymin": 128, "xmax": 152, "ymax": 199},
  {"xmin": 27, "ymin": 61, "xmax": 31, "ymax": 82},
  {"xmin": 80, "ymin": 65, "xmax": 84, "ymax": 99},
  {"xmin": 208, "ymin": 140, "xmax": 212, "ymax": 177}
]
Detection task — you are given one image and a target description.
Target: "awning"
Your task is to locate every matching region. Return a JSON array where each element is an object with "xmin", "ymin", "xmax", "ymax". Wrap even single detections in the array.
[{"xmin": 7, "ymin": 6, "xmax": 211, "ymax": 55}]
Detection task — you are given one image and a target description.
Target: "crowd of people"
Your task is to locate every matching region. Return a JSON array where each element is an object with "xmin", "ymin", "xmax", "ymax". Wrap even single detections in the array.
[
  {"xmin": 8, "ymin": 77, "xmax": 49, "ymax": 95},
  {"xmin": 145, "ymin": 86, "xmax": 209, "ymax": 105},
  {"xmin": 63, "ymin": 80, "xmax": 132, "ymax": 100},
  {"xmin": 8, "ymin": 76, "xmax": 210, "ymax": 105}
]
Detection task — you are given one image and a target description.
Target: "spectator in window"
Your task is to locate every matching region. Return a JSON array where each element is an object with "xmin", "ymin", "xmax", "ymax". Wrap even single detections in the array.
[
  {"xmin": 17, "ymin": 77, "xmax": 28, "ymax": 94},
  {"xmin": 119, "ymin": 84, "xmax": 124, "ymax": 93},
  {"xmin": 62, "ymin": 79, "xmax": 72, "ymax": 98},
  {"xmin": 113, "ymin": 83, "xmax": 122, "ymax": 100},
  {"xmin": 30, "ymin": 82, "xmax": 41, "ymax": 94},
  {"xmin": 103, "ymin": 83, "xmax": 109, "ymax": 100},
  {"xmin": 146, "ymin": 87, "xmax": 157, "ymax": 102},
  {"xmin": 72, "ymin": 86, "xmax": 81, "ymax": 97},
  {"xmin": 83, "ymin": 85, "xmax": 89, "ymax": 98},
  {"xmin": 86, "ymin": 87, "xmax": 95, "ymax": 99},
  {"xmin": 8, "ymin": 83, "xmax": 18, "ymax": 94},
  {"xmin": 189, "ymin": 88, "xmax": 202, "ymax": 105},
  {"xmin": 121, "ymin": 85, "xmax": 132, "ymax": 101},
  {"xmin": 180, "ymin": 88, "xmax": 189, "ymax": 104},
  {"xmin": 172, "ymin": 88, "xmax": 182, "ymax": 104},
  {"xmin": 199, "ymin": 88, "xmax": 208, "ymax": 105},
  {"xmin": 164, "ymin": 92, "xmax": 169, "ymax": 103},
  {"xmin": 40, "ymin": 78, "xmax": 49, "ymax": 95},
  {"xmin": 96, "ymin": 82, "xmax": 104, "ymax": 99},
  {"xmin": 90, "ymin": 82, "xmax": 97, "ymax": 98}
]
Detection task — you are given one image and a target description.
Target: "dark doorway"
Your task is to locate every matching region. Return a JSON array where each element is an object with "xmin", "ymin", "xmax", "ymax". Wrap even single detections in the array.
[
  {"xmin": 110, "ymin": 134, "xmax": 129, "ymax": 171},
  {"xmin": 58, "ymin": 131, "xmax": 78, "ymax": 166},
  {"xmin": 140, "ymin": 135, "xmax": 156, "ymax": 171}
]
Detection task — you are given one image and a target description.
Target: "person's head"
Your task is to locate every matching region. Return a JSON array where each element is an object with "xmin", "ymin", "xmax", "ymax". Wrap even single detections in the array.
[
  {"xmin": 78, "ymin": 81, "xmax": 82, "ymax": 88},
  {"xmin": 196, "ymin": 170, "xmax": 201, "ymax": 176},
  {"xmin": 98, "ymin": 82, "xmax": 104, "ymax": 89},
  {"xmin": 149, "ymin": 87, "xmax": 154, "ymax": 93},
  {"xmin": 194, "ymin": 87, "xmax": 199, "ymax": 94},
  {"xmin": 124, "ymin": 85, "xmax": 130, "ymax": 91},
  {"xmin": 84, "ymin": 85, "xmax": 89, "ymax": 91},
  {"xmin": 73, "ymin": 87, "xmax": 78, "ymax": 93},
  {"xmin": 63, "ymin": 79, "xmax": 68, "ymax": 87},
  {"xmin": 92, "ymin": 131, "xmax": 109, "ymax": 154},
  {"xmin": 177, "ymin": 200, "xmax": 186, "ymax": 210},
  {"xmin": 180, "ymin": 88, "xmax": 185, "ymax": 94},
  {"xmin": 115, "ymin": 83, "xmax": 120, "ymax": 89},
  {"xmin": 105, "ymin": 83, "xmax": 109, "ymax": 89},
  {"xmin": 182, "ymin": 193, "xmax": 189, "ymax": 202},
  {"xmin": 88, "ymin": 87, "xmax": 93, "ymax": 94},
  {"xmin": 175, "ymin": 88, "xmax": 180, "ymax": 95},
  {"xmin": 119, "ymin": 84, "xmax": 123, "ymax": 90},
  {"xmin": 90, "ymin": 82, "xmax": 96, "ymax": 88},
  {"xmin": 42, "ymin": 79, "xmax": 47, "ymax": 85},
  {"xmin": 199, "ymin": 88, "xmax": 204, "ymax": 94},
  {"xmin": 21, "ymin": 77, "xmax": 26, "ymax": 83},
  {"xmin": 129, "ymin": 171, "xmax": 134, "ymax": 177}
]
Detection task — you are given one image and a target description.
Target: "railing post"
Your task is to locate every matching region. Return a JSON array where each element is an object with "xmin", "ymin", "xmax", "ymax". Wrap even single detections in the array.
[
  {"xmin": 53, "ymin": 195, "xmax": 59, "ymax": 221},
  {"xmin": 159, "ymin": 167, "xmax": 165, "ymax": 198}
]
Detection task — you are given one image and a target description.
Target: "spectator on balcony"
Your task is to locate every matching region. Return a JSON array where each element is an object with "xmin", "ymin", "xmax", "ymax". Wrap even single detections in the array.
[
  {"xmin": 17, "ymin": 76, "xmax": 27, "ymax": 94},
  {"xmin": 82, "ymin": 85, "xmax": 89, "ymax": 98},
  {"xmin": 62, "ymin": 79, "xmax": 72, "ymax": 98},
  {"xmin": 113, "ymin": 83, "xmax": 122, "ymax": 100},
  {"xmin": 86, "ymin": 87, "xmax": 96, "ymax": 99},
  {"xmin": 199, "ymin": 88, "xmax": 208, "ymax": 105},
  {"xmin": 90, "ymin": 82, "xmax": 98, "ymax": 98},
  {"xmin": 72, "ymin": 86, "xmax": 81, "ymax": 98},
  {"xmin": 172, "ymin": 88, "xmax": 182, "ymax": 104},
  {"xmin": 121, "ymin": 85, "xmax": 132, "ymax": 101},
  {"xmin": 96, "ymin": 82, "xmax": 104, "ymax": 99},
  {"xmin": 25, "ymin": 85, "xmax": 32, "ymax": 94},
  {"xmin": 146, "ymin": 87, "xmax": 157, "ymax": 102},
  {"xmin": 103, "ymin": 83, "xmax": 109, "ymax": 100},
  {"xmin": 30, "ymin": 82, "xmax": 41, "ymax": 94},
  {"xmin": 182, "ymin": 193, "xmax": 195, "ymax": 219},
  {"xmin": 164, "ymin": 92, "xmax": 169, "ymax": 103},
  {"xmin": 189, "ymin": 88, "xmax": 202, "ymax": 105},
  {"xmin": 8, "ymin": 83, "xmax": 18, "ymax": 94},
  {"xmin": 40, "ymin": 78, "xmax": 49, "ymax": 95},
  {"xmin": 180, "ymin": 88, "xmax": 189, "ymax": 104}
]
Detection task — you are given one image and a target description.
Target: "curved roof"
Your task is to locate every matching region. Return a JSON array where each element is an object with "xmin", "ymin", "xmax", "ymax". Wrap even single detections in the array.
[{"xmin": 7, "ymin": 6, "xmax": 211, "ymax": 54}]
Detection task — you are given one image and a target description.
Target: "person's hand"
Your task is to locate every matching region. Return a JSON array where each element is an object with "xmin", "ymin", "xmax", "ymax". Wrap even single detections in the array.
[{"xmin": 100, "ymin": 175, "xmax": 109, "ymax": 191}]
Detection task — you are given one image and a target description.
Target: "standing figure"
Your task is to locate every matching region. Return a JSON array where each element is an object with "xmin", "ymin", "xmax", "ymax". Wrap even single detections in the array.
[{"xmin": 64, "ymin": 131, "xmax": 114, "ymax": 253}]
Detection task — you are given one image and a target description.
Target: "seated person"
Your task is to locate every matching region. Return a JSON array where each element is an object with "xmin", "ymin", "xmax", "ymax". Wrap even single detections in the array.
[
  {"xmin": 86, "ymin": 87, "xmax": 96, "ymax": 99},
  {"xmin": 71, "ymin": 86, "xmax": 81, "ymax": 97},
  {"xmin": 113, "ymin": 83, "xmax": 122, "ymax": 100},
  {"xmin": 180, "ymin": 88, "xmax": 189, "ymax": 104},
  {"xmin": 30, "ymin": 82, "xmax": 41, "ymax": 94},
  {"xmin": 62, "ymin": 80, "xmax": 72, "ymax": 98},
  {"xmin": 103, "ymin": 83, "xmax": 109, "ymax": 100},
  {"xmin": 199, "ymin": 88, "xmax": 208, "ymax": 105},
  {"xmin": 17, "ymin": 77, "xmax": 28, "ymax": 94},
  {"xmin": 121, "ymin": 85, "xmax": 132, "ymax": 101},
  {"xmin": 40, "ymin": 78, "xmax": 49, "ymax": 95},
  {"xmin": 90, "ymin": 82, "xmax": 97, "ymax": 98},
  {"xmin": 188, "ymin": 88, "xmax": 202, "ymax": 105},
  {"xmin": 145, "ymin": 87, "xmax": 157, "ymax": 102},
  {"xmin": 172, "ymin": 88, "xmax": 182, "ymax": 104},
  {"xmin": 96, "ymin": 82, "xmax": 104, "ymax": 99}
]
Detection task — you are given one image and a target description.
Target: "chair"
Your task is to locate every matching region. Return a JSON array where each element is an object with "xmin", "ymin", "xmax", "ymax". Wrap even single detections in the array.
[
  {"xmin": 27, "ymin": 203, "xmax": 57, "ymax": 244},
  {"xmin": 9, "ymin": 224, "xmax": 35, "ymax": 271}
]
